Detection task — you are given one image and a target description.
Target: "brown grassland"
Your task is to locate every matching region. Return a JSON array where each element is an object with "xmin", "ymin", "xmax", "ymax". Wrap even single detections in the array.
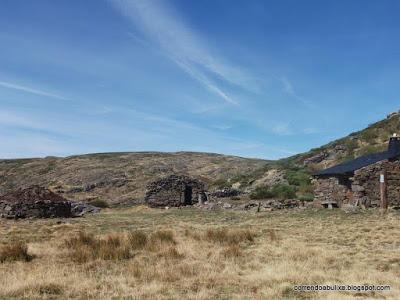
[{"xmin": 0, "ymin": 207, "xmax": 400, "ymax": 299}]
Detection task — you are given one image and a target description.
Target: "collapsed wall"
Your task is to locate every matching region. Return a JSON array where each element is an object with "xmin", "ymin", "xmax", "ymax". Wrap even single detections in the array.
[{"xmin": 0, "ymin": 185, "xmax": 72, "ymax": 219}]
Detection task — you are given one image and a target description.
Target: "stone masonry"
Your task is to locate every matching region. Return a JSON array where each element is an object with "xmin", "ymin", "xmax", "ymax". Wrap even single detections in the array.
[
  {"xmin": 145, "ymin": 175, "xmax": 207, "ymax": 208},
  {"xmin": 313, "ymin": 159, "xmax": 400, "ymax": 208}
]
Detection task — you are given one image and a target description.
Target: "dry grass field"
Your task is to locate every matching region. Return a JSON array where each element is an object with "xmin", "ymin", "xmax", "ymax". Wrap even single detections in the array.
[{"xmin": 1, "ymin": 207, "xmax": 400, "ymax": 299}]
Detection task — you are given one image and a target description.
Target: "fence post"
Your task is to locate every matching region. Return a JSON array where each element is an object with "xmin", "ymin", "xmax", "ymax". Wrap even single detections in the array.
[{"xmin": 380, "ymin": 171, "xmax": 388, "ymax": 210}]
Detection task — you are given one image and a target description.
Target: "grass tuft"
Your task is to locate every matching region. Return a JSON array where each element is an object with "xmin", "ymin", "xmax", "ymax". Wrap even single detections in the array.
[
  {"xmin": 64, "ymin": 231, "xmax": 131, "ymax": 263},
  {"xmin": 205, "ymin": 228, "xmax": 256, "ymax": 245},
  {"xmin": 127, "ymin": 231, "xmax": 148, "ymax": 250},
  {"xmin": 0, "ymin": 242, "xmax": 33, "ymax": 263}
]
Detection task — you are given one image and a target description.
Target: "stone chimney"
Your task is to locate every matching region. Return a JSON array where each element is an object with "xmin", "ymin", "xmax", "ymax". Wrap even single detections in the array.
[{"xmin": 388, "ymin": 133, "xmax": 400, "ymax": 156}]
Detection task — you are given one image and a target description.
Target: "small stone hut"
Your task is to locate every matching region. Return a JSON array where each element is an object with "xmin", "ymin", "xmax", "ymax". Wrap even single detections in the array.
[
  {"xmin": 0, "ymin": 185, "xmax": 72, "ymax": 219},
  {"xmin": 145, "ymin": 175, "xmax": 207, "ymax": 208},
  {"xmin": 312, "ymin": 135, "xmax": 400, "ymax": 208}
]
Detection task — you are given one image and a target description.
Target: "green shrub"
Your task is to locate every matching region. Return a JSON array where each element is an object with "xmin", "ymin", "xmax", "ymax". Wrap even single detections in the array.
[
  {"xmin": 297, "ymin": 193, "xmax": 314, "ymax": 201},
  {"xmin": 250, "ymin": 186, "xmax": 274, "ymax": 199},
  {"xmin": 285, "ymin": 170, "xmax": 310, "ymax": 186},
  {"xmin": 250, "ymin": 184, "xmax": 296, "ymax": 200},
  {"xmin": 213, "ymin": 178, "xmax": 229, "ymax": 189},
  {"xmin": 271, "ymin": 184, "xmax": 297, "ymax": 199},
  {"xmin": 344, "ymin": 139, "xmax": 358, "ymax": 153}
]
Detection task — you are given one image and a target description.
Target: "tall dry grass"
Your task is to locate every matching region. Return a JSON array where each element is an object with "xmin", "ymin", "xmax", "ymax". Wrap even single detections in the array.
[
  {"xmin": 0, "ymin": 208, "xmax": 399, "ymax": 299},
  {"xmin": 0, "ymin": 242, "xmax": 33, "ymax": 263}
]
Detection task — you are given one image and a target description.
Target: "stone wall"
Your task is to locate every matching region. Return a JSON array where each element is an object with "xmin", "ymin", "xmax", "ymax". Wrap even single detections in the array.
[
  {"xmin": 313, "ymin": 176, "xmax": 352, "ymax": 207},
  {"xmin": 352, "ymin": 160, "xmax": 400, "ymax": 207},
  {"xmin": 313, "ymin": 159, "xmax": 400, "ymax": 208},
  {"xmin": 0, "ymin": 200, "xmax": 71, "ymax": 219},
  {"xmin": 145, "ymin": 175, "xmax": 207, "ymax": 208}
]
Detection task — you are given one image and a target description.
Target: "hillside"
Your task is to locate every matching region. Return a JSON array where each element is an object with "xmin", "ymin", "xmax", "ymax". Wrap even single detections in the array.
[
  {"xmin": 1, "ymin": 111, "xmax": 399, "ymax": 205},
  {"xmin": 0, "ymin": 152, "xmax": 268, "ymax": 205},
  {"xmin": 281, "ymin": 111, "xmax": 400, "ymax": 171}
]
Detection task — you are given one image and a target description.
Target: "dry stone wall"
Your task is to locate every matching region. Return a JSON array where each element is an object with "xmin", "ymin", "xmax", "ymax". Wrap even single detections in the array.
[
  {"xmin": 0, "ymin": 185, "xmax": 72, "ymax": 219},
  {"xmin": 145, "ymin": 175, "xmax": 207, "ymax": 208},
  {"xmin": 352, "ymin": 160, "xmax": 400, "ymax": 207},
  {"xmin": 313, "ymin": 177, "xmax": 351, "ymax": 207},
  {"xmin": 313, "ymin": 159, "xmax": 400, "ymax": 208}
]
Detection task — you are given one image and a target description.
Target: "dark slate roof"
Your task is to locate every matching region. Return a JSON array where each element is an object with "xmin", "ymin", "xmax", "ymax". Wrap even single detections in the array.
[
  {"xmin": 313, "ymin": 151, "xmax": 392, "ymax": 176},
  {"xmin": 313, "ymin": 137, "xmax": 400, "ymax": 176}
]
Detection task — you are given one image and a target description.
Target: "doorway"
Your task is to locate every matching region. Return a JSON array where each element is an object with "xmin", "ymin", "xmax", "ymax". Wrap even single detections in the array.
[{"xmin": 184, "ymin": 186, "xmax": 192, "ymax": 205}]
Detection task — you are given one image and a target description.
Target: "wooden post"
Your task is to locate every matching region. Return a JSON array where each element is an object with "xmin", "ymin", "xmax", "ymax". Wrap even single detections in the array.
[
  {"xmin": 198, "ymin": 194, "xmax": 203, "ymax": 205},
  {"xmin": 380, "ymin": 171, "xmax": 388, "ymax": 210}
]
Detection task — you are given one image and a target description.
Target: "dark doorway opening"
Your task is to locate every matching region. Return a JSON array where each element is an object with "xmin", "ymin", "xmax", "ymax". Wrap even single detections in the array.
[{"xmin": 184, "ymin": 186, "xmax": 192, "ymax": 205}]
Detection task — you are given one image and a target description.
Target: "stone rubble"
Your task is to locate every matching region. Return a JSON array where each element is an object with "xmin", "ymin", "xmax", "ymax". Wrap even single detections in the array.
[{"xmin": 0, "ymin": 185, "xmax": 101, "ymax": 219}]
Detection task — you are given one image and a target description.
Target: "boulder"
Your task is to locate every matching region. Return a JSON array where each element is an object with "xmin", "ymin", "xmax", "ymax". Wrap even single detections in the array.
[{"xmin": 71, "ymin": 202, "xmax": 101, "ymax": 217}]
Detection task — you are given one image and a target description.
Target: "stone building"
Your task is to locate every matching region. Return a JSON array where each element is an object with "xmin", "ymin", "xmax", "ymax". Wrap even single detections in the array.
[
  {"xmin": 313, "ymin": 135, "xmax": 400, "ymax": 208},
  {"xmin": 145, "ymin": 175, "xmax": 207, "ymax": 208}
]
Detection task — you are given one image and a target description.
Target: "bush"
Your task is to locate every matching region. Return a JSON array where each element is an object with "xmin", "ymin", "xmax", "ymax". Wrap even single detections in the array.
[
  {"xmin": 249, "ymin": 186, "xmax": 273, "ymax": 199},
  {"xmin": 271, "ymin": 184, "xmax": 297, "ymax": 199},
  {"xmin": 285, "ymin": 170, "xmax": 310, "ymax": 186},
  {"xmin": 344, "ymin": 139, "xmax": 358, "ymax": 153},
  {"xmin": 213, "ymin": 178, "xmax": 229, "ymax": 189},
  {"xmin": 0, "ymin": 242, "xmax": 33, "ymax": 263},
  {"xmin": 297, "ymin": 193, "xmax": 314, "ymax": 201},
  {"xmin": 250, "ymin": 184, "xmax": 296, "ymax": 200},
  {"xmin": 89, "ymin": 199, "xmax": 109, "ymax": 208}
]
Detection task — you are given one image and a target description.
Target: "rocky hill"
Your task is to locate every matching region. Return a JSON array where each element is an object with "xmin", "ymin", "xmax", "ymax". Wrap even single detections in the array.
[
  {"xmin": 282, "ymin": 111, "xmax": 400, "ymax": 171},
  {"xmin": 1, "ymin": 111, "xmax": 399, "ymax": 205},
  {"xmin": 0, "ymin": 152, "xmax": 268, "ymax": 205}
]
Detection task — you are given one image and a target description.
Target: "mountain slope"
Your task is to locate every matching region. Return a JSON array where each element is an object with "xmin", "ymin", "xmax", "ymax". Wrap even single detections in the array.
[
  {"xmin": 0, "ymin": 152, "xmax": 268, "ymax": 205},
  {"xmin": 281, "ymin": 111, "xmax": 400, "ymax": 171},
  {"xmin": 1, "ymin": 111, "xmax": 399, "ymax": 205}
]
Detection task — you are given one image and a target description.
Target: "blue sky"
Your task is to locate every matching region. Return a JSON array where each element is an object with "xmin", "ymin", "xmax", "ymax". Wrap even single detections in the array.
[{"xmin": 1, "ymin": 0, "xmax": 400, "ymax": 159}]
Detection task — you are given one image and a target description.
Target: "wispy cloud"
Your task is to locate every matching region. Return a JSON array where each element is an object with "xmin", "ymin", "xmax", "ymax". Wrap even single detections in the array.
[
  {"xmin": 0, "ymin": 110, "xmax": 45, "ymax": 130},
  {"xmin": 110, "ymin": 0, "xmax": 260, "ymax": 105},
  {"xmin": 280, "ymin": 77, "xmax": 314, "ymax": 108},
  {"xmin": 0, "ymin": 80, "xmax": 68, "ymax": 100},
  {"xmin": 272, "ymin": 122, "xmax": 292, "ymax": 135}
]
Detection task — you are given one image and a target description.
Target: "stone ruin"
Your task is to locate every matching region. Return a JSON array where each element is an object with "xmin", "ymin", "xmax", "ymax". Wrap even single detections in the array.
[
  {"xmin": 0, "ymin": 185, "xmax": 101, "ymax": 219},
  {"xmin": 145, "ymin": 175, "xmax": 207, "ymax": 208},
  {"xmin": 0, "ymin": 185, "xmax": 72, "ymax": 219},
  {"xmin": 210, "ymin": 187, "xmax": 241, "ymax": 198}
]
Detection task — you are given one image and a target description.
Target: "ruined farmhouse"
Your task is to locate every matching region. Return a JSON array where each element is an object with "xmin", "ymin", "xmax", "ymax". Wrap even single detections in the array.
[
  {"xmin": 145, "ymin": 175, "xmax": 207, "ymax": 208},
  {"xmin": 313, "ymin": 135, "xmax": 400, "ymax": 208}
]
